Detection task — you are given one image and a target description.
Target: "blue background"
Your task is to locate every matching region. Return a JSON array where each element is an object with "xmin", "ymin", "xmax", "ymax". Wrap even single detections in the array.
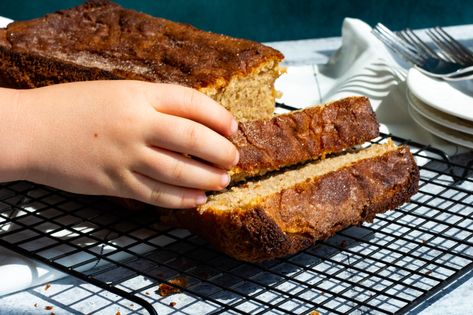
[{"xmin": 1, "ymin": 0, "xmax": 472, "ymax": 42}]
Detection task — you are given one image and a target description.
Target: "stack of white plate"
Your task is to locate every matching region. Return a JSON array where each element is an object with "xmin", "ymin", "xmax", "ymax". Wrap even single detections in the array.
[{"xmin": 406, "ymin": 68, "xmax": 473, "ymax": 150}]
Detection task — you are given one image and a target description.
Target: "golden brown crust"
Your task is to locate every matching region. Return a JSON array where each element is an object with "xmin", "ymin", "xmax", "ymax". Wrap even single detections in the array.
[
  {"xmin": 0, "ymin": 29, "xmax": 14, "ymax": 88},
  {"xmin": 0, "ymin": 0, "xmax": 283, "ymax": 89},
  {"xmin": 0, "ymin": 29, "xmax": 8, "ymax": 47},
  {"xmin": 230, "ymin": 96, "xmax": 379, "ymax": 182},
  {"xmin": 0, "ymin": 45, "xmax": 122, "ymax": 88},
  {"xmin": 162, "ymin": 146, "xmax": 419, "ymax": 262}
]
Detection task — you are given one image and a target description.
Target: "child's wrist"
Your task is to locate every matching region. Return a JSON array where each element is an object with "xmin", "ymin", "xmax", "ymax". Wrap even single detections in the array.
[{"xmin": 0, "ymin": 88, "xmax": 34, "ymax": 182}]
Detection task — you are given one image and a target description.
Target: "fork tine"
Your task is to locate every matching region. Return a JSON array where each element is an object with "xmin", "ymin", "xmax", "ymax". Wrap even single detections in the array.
[
  {"xmin": 375, "ymin": 23, "xmax": 415, "ymax": 51},
  {"xmin": 398, "ymin": 29, "xmax": 438, "ymax": 59},
  {"xmin": 372, "ymin": 24, "xmax": 424, "ymax": 65},
  {"xmin": 433, "ymin": 27, "xmax": 473, "ymax": 64},
  {"xmin": 434, "ymin": 27, "xmax": 473, "ymax": 60},
  {"xmin": 373, "ymin": 23, "xmax": 472, "ymax": 80},
  {"xmin": 374, "ymin": 24, "xmax": 419, "ymax": 57},
  {"xmin": 404, "ymin": 28, "xmax": 455, "ymax": 62},
  {"xmin": 425, "ymin": 28, "xmax": 468, "ymax": 65}
]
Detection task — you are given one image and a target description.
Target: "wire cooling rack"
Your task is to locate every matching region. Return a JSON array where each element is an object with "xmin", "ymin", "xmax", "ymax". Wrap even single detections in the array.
[{"xmin": 0, "ymin": 131, "xmax": 472, "ymax": 315}]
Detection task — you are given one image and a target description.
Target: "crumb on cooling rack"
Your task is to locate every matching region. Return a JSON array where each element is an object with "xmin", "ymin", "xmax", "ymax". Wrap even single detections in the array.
[
  {"xmin": 33, "ymin": 303, "xmax": 38, "ymax": 308},
  {"xmin": 116, "ymin": 311, "xmax": 121, "ymax": 315},
  {"xmin": 44, "ymin": 283, "xmax": 51, "ymax": 291},
  {"xmin": 169, "ymin": 301, "xmax": 177, "ymax": 307},
  {"xmin": 157, "ymin": 277, "xmax": 188, "ymax": 297},
  {"xmin": 45, "ymin": 306, "xmax": 53, "ymax": 311}
]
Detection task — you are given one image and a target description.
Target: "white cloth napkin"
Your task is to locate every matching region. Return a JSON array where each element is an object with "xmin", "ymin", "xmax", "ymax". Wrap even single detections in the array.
[{"xmin": 275, "ymin": 18, "xmax": 464, "ymax": 156}]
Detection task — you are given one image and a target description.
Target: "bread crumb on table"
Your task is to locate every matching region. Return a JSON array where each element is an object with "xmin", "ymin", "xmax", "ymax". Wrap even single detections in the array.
[{"xmin": 157, "ymin": 277, "xmax": 187, "ymax": 297}]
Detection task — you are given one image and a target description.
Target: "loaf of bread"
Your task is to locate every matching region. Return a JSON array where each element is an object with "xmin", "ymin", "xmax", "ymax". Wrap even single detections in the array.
[
  {"xmin": 230, "ymin": 96, "xmax": 379, "ymax": 182},
  {"xmin": 0, "ymin": 1, "xmax": 419, "ymax": 263},
  {"xmin": 161, "ymin": 140, "xmax": 419, "ymax": 262},
  {"xmin": 0, "ymin": 0, "xmax": 283, "ymax": 120}
]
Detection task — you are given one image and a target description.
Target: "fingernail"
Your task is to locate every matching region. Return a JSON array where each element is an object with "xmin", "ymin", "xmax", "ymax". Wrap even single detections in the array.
[
  {"xmin": 221, "ymin": 173, "xmax": 231, "ymax": 187},
  {"xmin": 232, "ymin": 150, "xmax": 240, "ymax": 166},
  {"xmin": 230, "ymin": 119, "xmax": 238, "ymax": 135},
  {"xmin": 196, "ymin": 194, "xmax": 207, "ymax": 205}
]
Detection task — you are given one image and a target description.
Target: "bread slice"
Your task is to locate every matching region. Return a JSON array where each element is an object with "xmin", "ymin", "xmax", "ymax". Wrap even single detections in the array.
[
  {"xmin": 230, "ymin": 96, "xmax": 379, "ymax": 182},
  {"xmin": 0, "ymin": 0, "xmax": 283, "ymax": 120},
  {"xmin": 161, "ymin": 140, "xmax": 419, "ymax": 262}
]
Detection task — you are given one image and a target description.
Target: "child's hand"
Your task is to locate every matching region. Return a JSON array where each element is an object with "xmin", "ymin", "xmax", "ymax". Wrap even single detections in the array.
[{"xmin": 1, "ymin": 81, "xmax": 239, "ymax": 208}]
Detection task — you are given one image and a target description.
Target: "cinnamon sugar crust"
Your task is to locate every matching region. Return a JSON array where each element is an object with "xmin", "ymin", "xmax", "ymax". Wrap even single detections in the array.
[
  {"xmin": 161, "ymin": 142, "xmax": 419, "ymax": 262},
  {"xmin": 230, "ymin": 96, "xmax": 379, "ymax": 182}
]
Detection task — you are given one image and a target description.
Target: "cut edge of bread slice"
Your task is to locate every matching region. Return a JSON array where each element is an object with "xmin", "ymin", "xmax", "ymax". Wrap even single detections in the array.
[
  {"xmin": 162, "ymin": 139, "xmax": 419, "ymax": 262},
  {"xmin": 201, "ymin": 139, "xmax": 399, "ymax": 213}
]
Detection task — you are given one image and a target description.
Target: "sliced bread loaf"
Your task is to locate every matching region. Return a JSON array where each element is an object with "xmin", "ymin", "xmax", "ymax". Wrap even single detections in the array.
[
  {"xmin": 161, "ymin": 140, "xmax": 419, "ymax": 262},
  {"xmin": 230, "ymin": 96, "xmax": 379, "ymax": 182}
]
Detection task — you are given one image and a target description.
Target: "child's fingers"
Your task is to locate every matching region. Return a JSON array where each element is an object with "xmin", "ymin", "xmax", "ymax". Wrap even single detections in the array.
[
  {"xmin": 133, "ymin": 146, "xmax": 230, "ymax": 191},
  {"xmin": 147, "ymin": 84, "xmax": 238, "ymax": 137},
  {"xmin": 129, "ymin": 171, "xmax": 207, "ymax": 209},
  {"xmin": 147, "ymin": 112, "xmax": 239, "ymax": 169}
]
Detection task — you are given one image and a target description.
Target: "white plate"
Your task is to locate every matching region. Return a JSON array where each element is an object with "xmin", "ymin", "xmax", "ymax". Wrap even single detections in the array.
[
  {"xmin": 407, "ymin": 89, "xmax": 473, "ymax": 136},
  {"xmin": 407, "ymin": 68, "xmax": 473, "ymax": 122},
  {"xmin": 0, "ymin": 16, "xmax": 13, "ymax": 28},
  {"xmin": 407, "ymin": 104, "xmax": 473, "ymax": 149}
]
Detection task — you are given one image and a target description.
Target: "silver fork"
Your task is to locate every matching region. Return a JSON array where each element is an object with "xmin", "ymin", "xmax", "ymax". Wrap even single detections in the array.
[
  {"xmin": 398, "ymin": 28, "xmax": 456, "ymax": 64},
  {"xmin": 372, "ymin": 23, "xmax": 473, "ymax": 80},
  {"xmin": 425, "ymin": 27, "xmax": 473, "ymax": 66}
]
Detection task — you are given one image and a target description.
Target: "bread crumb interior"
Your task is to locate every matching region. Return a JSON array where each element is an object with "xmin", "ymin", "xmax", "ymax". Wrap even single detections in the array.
[{"xmin": 199, "ymin": 139, "xmax": 397, "ymax": 212}]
